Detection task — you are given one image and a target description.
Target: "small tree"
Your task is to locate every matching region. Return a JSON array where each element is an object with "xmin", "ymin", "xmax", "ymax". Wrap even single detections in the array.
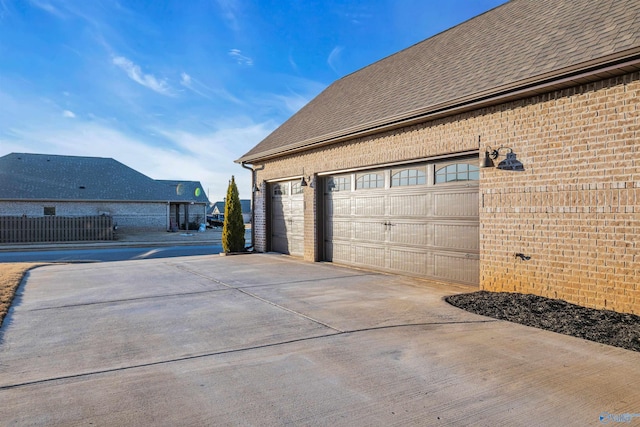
[{"xmin": 222, "ymin": 175, "xmax": 245, "ymax": 252}]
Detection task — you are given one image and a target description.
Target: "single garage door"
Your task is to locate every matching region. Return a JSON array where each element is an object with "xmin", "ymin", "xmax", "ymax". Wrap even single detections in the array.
[
  {"xmin": 324, "ymin": 158, "xmax": 479, "ymax": 285},
  {"xmin": 271, "ymin": 180, "xmax": 305, "ymax": 256}
]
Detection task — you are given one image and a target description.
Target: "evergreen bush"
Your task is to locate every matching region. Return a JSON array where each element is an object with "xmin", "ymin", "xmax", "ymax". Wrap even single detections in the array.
[{"xmin": 222, "ymin": 176, "xmax": 245, "ymax": 253}]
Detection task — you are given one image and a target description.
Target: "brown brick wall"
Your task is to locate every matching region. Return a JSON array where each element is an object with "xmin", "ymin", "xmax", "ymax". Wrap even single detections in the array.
[
  {"xmin": 251, "ymin": 72, "xmax": 639, "ymax": 314},
  {"xmin": 481, "ymin": 73, "xmax": 639, "ymax": 315}
]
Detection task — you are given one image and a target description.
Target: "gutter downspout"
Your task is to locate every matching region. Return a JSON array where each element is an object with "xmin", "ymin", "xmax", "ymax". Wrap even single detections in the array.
[{"xmin": 241, "ymin": 162, "xmax": 264, "ymax": 250}]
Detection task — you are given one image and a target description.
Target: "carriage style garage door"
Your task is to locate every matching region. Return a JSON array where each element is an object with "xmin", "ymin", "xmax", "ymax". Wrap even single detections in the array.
[
  {"xmin": 270, "ymin": 180, "xmax": 305, "ymax": 256},
  {"xmin": 324, "ymin": 158, "xmax": 479, "ymax": 285}
]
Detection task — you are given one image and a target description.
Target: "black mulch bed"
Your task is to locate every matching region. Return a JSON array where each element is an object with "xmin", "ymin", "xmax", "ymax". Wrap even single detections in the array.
[{"xmin": 445, "ymin": 291, "xmax": 640, "ymax": 352}]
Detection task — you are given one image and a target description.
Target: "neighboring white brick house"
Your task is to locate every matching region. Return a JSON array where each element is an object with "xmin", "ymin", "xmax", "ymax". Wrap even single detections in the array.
[
  {"xmin": 0, "ymin": 153, "xmax": 209, "ymax": 231},
  {"xmin": 237, "ymin": 0, "xmax": 640, "ymax": 315}
]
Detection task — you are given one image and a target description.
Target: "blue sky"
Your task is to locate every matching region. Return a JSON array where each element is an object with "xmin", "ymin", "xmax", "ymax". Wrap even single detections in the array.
[{"xmin": 0, "ymin": 0, "xmax": 507, "ymax": 203}]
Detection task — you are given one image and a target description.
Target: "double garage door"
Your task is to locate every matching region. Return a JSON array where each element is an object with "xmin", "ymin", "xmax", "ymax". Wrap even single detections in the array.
[
  {"xmin": 324, "ymin": 158, "xmax": 479, "ymax": 285},
  {"xmin": 270, "ymin": 158, "xmax": 479, "ymax": 285}
]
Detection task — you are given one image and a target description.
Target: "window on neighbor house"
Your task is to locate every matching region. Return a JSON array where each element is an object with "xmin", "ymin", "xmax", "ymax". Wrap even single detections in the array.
[
  {"xmin": 435, "ymin": 163, "xmax": 479, "ymax": 183},
  {"xmin": 44, "ymin": 206, "xmax": 56, "ymax": 216}
]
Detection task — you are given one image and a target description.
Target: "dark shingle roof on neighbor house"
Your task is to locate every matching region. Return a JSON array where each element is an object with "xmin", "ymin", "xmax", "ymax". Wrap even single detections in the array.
[
  {"xmin": 238, "ymin": 0, "xmax": 640, "ymax": 163},
  {"xmin": 208, "ymin": 200, "xmax": 252, "ymax": 216},
  {"xmin": 0, "ymin": 153, "xmax": 210, "ymax": 203}
]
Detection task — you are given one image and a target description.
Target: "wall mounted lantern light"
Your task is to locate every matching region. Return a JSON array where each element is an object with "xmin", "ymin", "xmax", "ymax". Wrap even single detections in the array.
[
  {"xmin": 299, "ymin": 176, "xmax": 316, "ymax": 188},
  {"xmin": 480, "ymin": 146, "xmax": 525, "ymax": 171}
]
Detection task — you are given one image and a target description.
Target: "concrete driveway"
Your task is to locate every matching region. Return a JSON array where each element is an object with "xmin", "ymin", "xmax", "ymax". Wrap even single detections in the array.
[{"xmin": 1, "ymin": 255, "xmax": 638, "ymax": 426}]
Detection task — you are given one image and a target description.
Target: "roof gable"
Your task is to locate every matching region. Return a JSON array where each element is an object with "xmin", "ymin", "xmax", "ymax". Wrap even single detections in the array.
[{"xmin": 239, "ymin": 0, "xmax": 640, "ymax": 162}]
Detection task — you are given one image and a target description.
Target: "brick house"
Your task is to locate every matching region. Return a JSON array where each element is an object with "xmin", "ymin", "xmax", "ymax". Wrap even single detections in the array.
[
  {"xmin": 207, "ymin": 199, "xmax": 252, "ymax": 224},
  {"xmin": 0, "ymin": 153, "xmax": 209, "ymax": 232},
  {"xmin": 238, "ymin": 0, "xmax": 640, "ymax": 314}
]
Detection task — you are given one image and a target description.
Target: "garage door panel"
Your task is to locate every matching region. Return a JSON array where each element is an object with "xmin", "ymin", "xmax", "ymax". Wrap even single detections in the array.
[
  {"xmin": 326, "ymin": 241, "xmax": 351, "ymax": 263},
  {"xmin": 433, "ymin": 223, "xmax": 479, "ymax": 251},
  {"xmin": 388, "ymin": 194, "xmax": 430, "ymax": 216},
  {"xmin": 326, "ymin": 219, "xmax": 351, "ymax": 241},
  {"xmin": 353, "ymin": 244, "xmax": 385, "ymax": 267},
  {"xmin": 355, "ymin": 196, "xmax": 385, "ymax": 216},
  {"xmin": 389, "ymin": 248, "xmax": 430, "ymax": 275},
  {"xmin": 329, "ymin": 197, "xmax": 352, "ymax": 216},
  {"xmin": 290, "ymin": 237, "xmax": 305, "ymax": 257},
  {"xmin": 272, "ymin": 236, "xmax": 290, "ymax": 254},
  {"xmin": 388, "ymin": 222, "xmax": 430, "ymax": 246},
  {"xmin": 272, "ymin": 199, "xmax": 286, "ymax": 217},
  {"xmin": 290, "ymin": 218, "xmax": 304, "ymax": 236},
  {"xmin": 433, "ymin": 191, "xmax": 479, "ymax": 217},
  {"xmin": 354, "ymin": 221, "xmax": 386, "ymax": 242},
  {"xmin": 434, "ymin": 252, "xmax": 479, "ymax": 285}
]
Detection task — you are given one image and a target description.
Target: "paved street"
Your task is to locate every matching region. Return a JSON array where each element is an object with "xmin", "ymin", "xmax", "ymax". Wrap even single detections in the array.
[
  {"xmin": 1, "ymin": 254, "xmax": 639, "ymax": 426},
  {"xmin": 0, "ymin": 228, "xmax": 251, "ymax": 262},
  {"xmin": 0, "ymin": 244, "xmax": 223, "ymax": 262}
]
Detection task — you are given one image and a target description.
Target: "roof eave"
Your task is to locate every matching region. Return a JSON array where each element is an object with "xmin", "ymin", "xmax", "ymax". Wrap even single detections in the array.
[{"xmin": 237, "ymin": 48, "xmax": 640, "ymax": 164}]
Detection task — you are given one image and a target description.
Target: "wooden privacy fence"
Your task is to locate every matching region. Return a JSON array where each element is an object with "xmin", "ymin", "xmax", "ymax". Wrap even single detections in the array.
[{"xmin": 0, "ymin": 216, "xmax": 114, "ymax": 243}]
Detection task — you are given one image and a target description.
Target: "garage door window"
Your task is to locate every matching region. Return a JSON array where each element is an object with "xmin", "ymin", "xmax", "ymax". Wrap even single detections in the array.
[
  {"xmin": 435, "ymin": 163, "xmax": 479, "ymax": 184},
  {"xmin": 327, "ymin": 176, "xmax": 350, "ymax": 192},
  {"xmin": 356, "ymin": 172, "xmax": 384, "ymax": 189},
  {"xmin": 391, "ymin": 168, "xmax": 426, "ymax": 187},
  {"xmin": 291, "ymin": 181, "xmax": 304, "ymax": 194},
  {"xmin": 273, "ymin": 183, "xmax": 289, "ymax": 195}
]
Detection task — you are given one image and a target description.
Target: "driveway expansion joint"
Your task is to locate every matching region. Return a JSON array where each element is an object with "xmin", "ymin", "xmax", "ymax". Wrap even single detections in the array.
[
  {"xmin": 174, "ymin": 264, "xmax": 345, "ymax": 333},
  {"xmin": 0, "ymin": 320, "xmax": 497, "ymax": 392}
]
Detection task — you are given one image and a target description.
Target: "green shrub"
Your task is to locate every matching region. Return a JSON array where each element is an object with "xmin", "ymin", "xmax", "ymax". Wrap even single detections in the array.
[{"xmin": 222, "ymin": 176, "xmax": 245, "ymax": 252}]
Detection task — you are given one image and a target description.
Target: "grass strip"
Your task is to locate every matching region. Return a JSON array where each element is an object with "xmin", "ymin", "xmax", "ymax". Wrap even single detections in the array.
[{"xmin": 0, "ymin": 263, "xmax": 44, "ymax": 327}]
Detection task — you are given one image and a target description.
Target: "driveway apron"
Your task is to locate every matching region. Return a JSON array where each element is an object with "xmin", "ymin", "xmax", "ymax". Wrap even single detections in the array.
[{"xmin": 1, "ymin": 254, "xmax": 638, "ymax": 426}]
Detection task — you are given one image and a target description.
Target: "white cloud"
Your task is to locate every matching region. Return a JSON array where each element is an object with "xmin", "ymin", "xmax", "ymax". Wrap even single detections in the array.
[
  {"xmin": 274, "ymin": 92, "xmax": 310, "ymax": 114},
  {"xmin": 28, "ymin": 0, "xmax": 65, "ymax": 18},
  {"xmin": 180, "ymin": 72, "xmax": 192, "ymax": 86},
  {"xmin": 327, "ymin": 46, "xmax": 344, "ymax": 74},
  {"xmin": 216, "ymin": 0, "xmax": 241, "ymax": 32},
  {"xmin": 62, "ymin": 110, "xmax": 76, "ymax": 118},
  {"xmin": 112, "ymin": 56, "xmax": 173, "ymax": 96},
  {"xmin": 229, "ymin": 49, "xmax": 253, "ymax": 66},
  {"xmin": 180, "ymin": 71, "xmax": 244, "ymax": 104},
  {"xmin": 288, "ymin": 53, "xmax": 299, "ymax": 73},
  {"xmin": 0, "ymin": 0, "xmax": 12, "ymax": 19},
  {"xmin": 180, "ymin": 72, "xmax": 209, "ymax": 99}
]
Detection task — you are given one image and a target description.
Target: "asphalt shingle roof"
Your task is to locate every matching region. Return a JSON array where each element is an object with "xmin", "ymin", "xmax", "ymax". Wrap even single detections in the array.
[
  {"xmin": 239, "ymin": 0, "xmax": 640, "ymax": 162},
  {"xmin": 208, "ymin": 200, "xmax": 252, "ymax": 215},
  {"xmin": 0, "ymin": 153, "xmax": 210, "ymax": 203}
]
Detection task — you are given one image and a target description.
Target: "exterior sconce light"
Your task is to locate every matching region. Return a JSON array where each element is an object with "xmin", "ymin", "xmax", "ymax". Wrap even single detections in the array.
[
  {"xmin": 300, "ymin": 168, "xmax": 309, "ymax": 187},
  {"xmin": 480, "ymin": 146, "xmax": 524, "ymax": 171}
]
